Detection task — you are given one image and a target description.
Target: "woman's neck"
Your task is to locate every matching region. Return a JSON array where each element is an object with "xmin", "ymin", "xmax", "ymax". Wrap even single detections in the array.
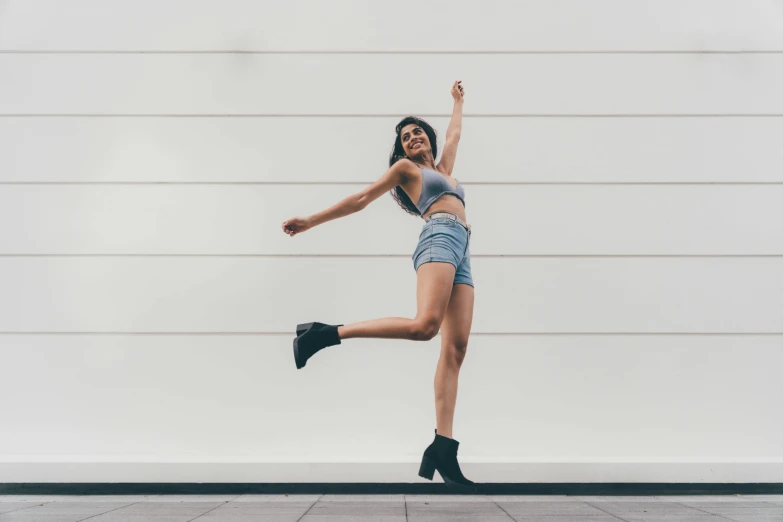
[{"xmin": 410, "ymin": 153, "xmax": 436, "ymax": 170}]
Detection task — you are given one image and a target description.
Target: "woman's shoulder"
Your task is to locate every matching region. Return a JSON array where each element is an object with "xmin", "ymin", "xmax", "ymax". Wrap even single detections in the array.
[{"xmin": 394, "ymin": 158, "xmax": 424, "ymax": 181}]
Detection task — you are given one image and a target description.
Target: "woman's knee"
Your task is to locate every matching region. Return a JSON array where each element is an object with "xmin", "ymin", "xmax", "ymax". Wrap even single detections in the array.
[
  {"xmin": 447, "ymin": 344, "xmax": 468, "ymax": 364},
  {"xmin": 410, "ymin": 317, "xmax": 441, "ymax": 341}
]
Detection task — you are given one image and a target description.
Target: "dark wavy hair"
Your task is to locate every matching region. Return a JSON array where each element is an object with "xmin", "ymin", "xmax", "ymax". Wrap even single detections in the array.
[{"xmin": 388, "ymin": 116, "xmax": 439, "ymax": 216}]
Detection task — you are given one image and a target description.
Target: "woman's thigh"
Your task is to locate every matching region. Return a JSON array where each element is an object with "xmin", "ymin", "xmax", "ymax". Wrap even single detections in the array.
[
  {"xmin": 412, "ymin": 219, "xmax": 470, "ymax": 325},
  {"xmin": 415, "ymin": 262, "xmax": 456, "ymax": 327}
]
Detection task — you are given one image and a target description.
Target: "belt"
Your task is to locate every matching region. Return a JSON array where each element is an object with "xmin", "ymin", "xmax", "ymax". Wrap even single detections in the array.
[{"xmin": 424, "ymin": 212, "xmax": 471, "ymax": 233}]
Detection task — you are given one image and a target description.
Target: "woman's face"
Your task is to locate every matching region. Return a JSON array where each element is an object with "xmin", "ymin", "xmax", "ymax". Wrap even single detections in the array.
[{"xmin": 400, "ymin": 124, "xmax": 430, "ymax": 158}]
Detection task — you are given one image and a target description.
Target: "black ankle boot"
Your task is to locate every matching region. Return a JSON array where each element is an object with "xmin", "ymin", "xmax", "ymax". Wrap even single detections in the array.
[
  {"xmin": 293, "ymin": 322, "xmax": 342, "ymax": 369},
  {"xmin": 418, "ymin": 429, "xmax": 478, "ymax": 492}
]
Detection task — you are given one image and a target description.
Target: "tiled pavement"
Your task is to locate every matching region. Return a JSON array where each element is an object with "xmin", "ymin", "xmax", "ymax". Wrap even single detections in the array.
[{"xmin": 1, "ymin": 494, "xmax": 783, "ymax": 521}]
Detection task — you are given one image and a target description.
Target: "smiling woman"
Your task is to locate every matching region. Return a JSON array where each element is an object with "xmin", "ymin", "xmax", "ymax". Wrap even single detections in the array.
[
  {"xmin": 389, "ymin": 112, "xmax": 466, "ymax": 221},
  {"xmin": 282, "ymin": 80, "xmax": 477, "ymax": 491}
]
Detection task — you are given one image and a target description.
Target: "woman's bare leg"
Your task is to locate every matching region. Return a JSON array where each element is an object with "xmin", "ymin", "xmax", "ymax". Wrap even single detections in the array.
[
  {"xmin": 434, "ymin": 282, "xmax": 474, "ymax": 439},
  {"xmin": 337, "ymin": 262, "xmax": 456, "ymax": 341}
]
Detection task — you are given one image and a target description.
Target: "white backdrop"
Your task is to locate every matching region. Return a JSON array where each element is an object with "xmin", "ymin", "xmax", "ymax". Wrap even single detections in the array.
[{"xmin": 1, "ymin": 0, "xmax": 782, "ymax": 483}]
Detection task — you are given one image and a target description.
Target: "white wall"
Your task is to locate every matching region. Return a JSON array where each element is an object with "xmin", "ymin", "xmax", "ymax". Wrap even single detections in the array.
[{"xmin": 1, "ymin": 0, "xmax": 782, "ymax": 483}]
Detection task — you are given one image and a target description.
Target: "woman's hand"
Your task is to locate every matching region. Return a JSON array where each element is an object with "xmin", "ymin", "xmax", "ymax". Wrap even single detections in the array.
[
  {"xmin": 282, "ymin": 216, "xmax": 312, "ymax": 237},
  {"xmin": 451, "ymin": 80, "xmax": 464, "ymax": 103}
]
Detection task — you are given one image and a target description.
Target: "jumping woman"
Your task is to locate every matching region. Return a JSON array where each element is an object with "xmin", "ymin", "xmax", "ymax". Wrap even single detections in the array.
[{"xmin": 282, "ymin": 81, "xmax": 476, "ymax": 491}]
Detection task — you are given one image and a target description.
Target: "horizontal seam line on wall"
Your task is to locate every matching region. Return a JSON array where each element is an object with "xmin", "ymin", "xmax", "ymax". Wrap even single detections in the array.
[
  {"xmin": 1, "ymin": 332, "xmax": 781, "ymax": 336},
  {"xmin": 1, "ymin": 254, "xmax": 781, "ymax": 258},
  {"xmin": 3, "ymin": 114, "xmax": 783, "ymax": 118},
  {"xmin": 1, "ymin": 50, "xmax": 783, "ymax": 54},
  {"xmin": 1, "ymin": 182, "xmax": 782, "ymax": 186}
]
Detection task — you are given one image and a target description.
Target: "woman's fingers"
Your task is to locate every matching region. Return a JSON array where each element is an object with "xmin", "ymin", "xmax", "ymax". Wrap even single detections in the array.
[
  {"xmin": 282, "ymin": 218, "xmax": 303, "ymax": 236},
  {"xmin": 452, "ymin": 80, "xmax": 464, "ymax": 99}
]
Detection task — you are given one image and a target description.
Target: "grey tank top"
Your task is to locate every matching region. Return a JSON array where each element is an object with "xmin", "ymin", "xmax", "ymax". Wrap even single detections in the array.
[{"xmin": 412, "ymin": 163, "xmax": 466, "ymax": 214}]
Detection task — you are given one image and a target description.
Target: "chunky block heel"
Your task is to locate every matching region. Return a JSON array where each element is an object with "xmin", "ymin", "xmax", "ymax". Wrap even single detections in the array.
[
  {"xmin": 418, "ymin": 455, "xmax": 435, "ymax": 480},
  {"xmin": 296, "ymin": 322, "xmax": 315, "ymax": 336}
]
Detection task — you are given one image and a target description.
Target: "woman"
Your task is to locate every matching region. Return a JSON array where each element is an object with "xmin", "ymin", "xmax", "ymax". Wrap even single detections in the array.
[{"xmin": 282, "ymin": 81, "xmax": 476, "ymax": 491}]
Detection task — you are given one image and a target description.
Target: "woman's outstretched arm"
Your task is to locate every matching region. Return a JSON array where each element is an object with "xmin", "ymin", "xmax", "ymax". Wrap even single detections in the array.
[{"xmin": 282, "ymin": 159, "xmax": 413, "ymax": 236}]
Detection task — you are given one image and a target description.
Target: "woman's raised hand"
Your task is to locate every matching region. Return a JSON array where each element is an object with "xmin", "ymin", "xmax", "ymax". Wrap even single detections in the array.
[
  {"xmin": 451, "ymin": 80, "xmax": 464, "ymax": 102},
  {"xmin": 282, "ymin": 216, "xmax": 312, "ymax": 237}
]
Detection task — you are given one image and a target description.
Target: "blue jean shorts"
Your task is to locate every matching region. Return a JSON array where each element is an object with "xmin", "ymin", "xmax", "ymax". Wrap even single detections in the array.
[{"xmin": 412, "ymin": 213, "xmax": 474, "ymax": 288}]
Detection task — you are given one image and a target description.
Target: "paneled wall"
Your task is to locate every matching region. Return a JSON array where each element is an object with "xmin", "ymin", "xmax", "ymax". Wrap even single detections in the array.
[{"xmin": 1, "ymin": 0, "xmax": 782, "ymax": 483}]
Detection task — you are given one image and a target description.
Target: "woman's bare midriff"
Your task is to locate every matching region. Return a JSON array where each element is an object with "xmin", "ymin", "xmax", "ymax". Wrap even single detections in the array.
[{"xmin": 422, "ymin": 195, "xmax": 467, "ymax": 223}]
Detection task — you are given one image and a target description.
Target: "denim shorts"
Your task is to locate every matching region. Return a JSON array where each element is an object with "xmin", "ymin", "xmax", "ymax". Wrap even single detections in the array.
[{"xmin": 412, "ymin": 213, "xmax": 474, "ymax": 288}]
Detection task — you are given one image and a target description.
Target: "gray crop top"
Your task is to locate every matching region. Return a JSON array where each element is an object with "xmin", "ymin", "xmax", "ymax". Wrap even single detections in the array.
[{"xmin": 412, "ymin": 164, "xmax": 466, "ymax": 214}]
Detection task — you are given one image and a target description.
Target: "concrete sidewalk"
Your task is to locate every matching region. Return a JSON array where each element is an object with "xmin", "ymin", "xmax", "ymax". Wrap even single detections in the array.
[{"xmin": 2, "ymin": 494, "xmax": 783, "ymax": 521}]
